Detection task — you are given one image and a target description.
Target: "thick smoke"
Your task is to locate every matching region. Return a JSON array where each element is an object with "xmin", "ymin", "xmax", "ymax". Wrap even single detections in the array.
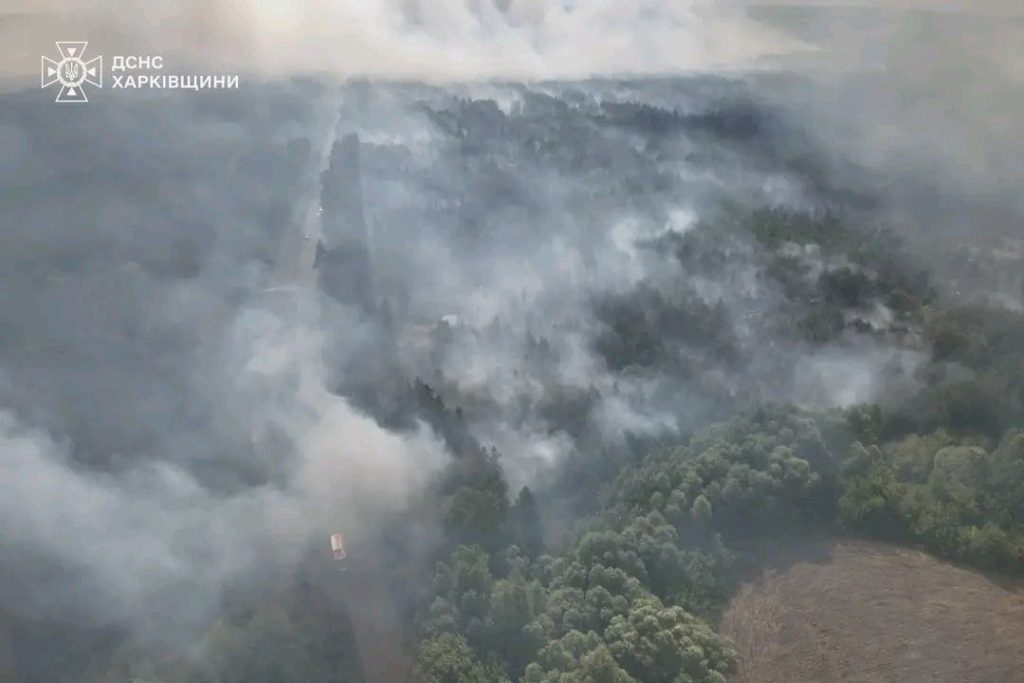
[
  {"xmin": 1, "ymin": 0, "xmax": 798, "ymax": 82},
  {"xmin": 0, "ymin": 1, "xmax": 1021, "ymax": 673},
  {"xmin": 308, "ymin": 75, "xmax": 939, "ymax": 500},
  {"xmin": 0, "ymin": 86, "xmax": 445, "ymax": 643},
  {"xmin": 744, "ymin": 3, "xmax": 1024, "ymax": 304}
]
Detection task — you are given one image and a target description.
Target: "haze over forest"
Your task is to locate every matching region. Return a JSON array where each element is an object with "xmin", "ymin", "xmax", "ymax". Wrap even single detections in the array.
[{"xmin": 0, "ymin": 2, "xmax": 1022, "ymax": 681}]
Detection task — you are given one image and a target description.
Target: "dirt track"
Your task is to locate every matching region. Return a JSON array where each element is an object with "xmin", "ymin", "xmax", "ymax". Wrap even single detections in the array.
[{"xmin": 720, "ymin": 538, "xmax": 1024, "ymax": 683}]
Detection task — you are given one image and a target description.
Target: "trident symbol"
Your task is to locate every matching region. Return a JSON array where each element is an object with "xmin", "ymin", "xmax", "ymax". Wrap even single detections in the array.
[{"xmin": 41, "ymin": 42, "xmax": 102, "ymax": 103}]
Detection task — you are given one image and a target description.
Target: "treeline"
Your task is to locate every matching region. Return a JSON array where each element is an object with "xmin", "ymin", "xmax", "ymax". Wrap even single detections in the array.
[
  {"xmin": 412, "ymin": 207, "xmax": 1024, "ymax": 681},
  {"xmin": 840, "ymin": 429, "xmax": 1024, "ymax": 569},
  {"xmin": 415, "ymin": 400, "xmax": 1024, "ymax": 682},
  {"xmin": 415, "ymin": 407, "xmax": 831, "ymax": 681},
  {"xmin": 49, "ymin": 205, "xmax": 1024, "ymax": 681}
]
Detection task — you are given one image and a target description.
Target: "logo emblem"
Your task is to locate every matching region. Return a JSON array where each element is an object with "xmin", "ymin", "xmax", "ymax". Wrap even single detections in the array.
[{"xmin": 41, "ymin": 42, "xmax": 102, "ymax": 103}]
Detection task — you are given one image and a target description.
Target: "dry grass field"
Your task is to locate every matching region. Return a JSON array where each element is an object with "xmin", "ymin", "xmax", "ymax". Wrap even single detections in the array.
[{"xmin": 720, "ymin": 538, "xmax": 1024, "ymax": 683}]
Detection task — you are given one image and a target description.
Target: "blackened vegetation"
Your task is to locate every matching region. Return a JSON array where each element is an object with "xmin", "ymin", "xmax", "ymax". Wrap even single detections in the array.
[
  {"xmin": 599, "ymin": 99, "xmax": 764, "ymax": 141},
  {"xmin": 318, "ymin": 133, "xmax": 375, "ymax": 312},
  {"xmin": 595, "ymin": 286, "xmax": 739, "ymax": 373}
]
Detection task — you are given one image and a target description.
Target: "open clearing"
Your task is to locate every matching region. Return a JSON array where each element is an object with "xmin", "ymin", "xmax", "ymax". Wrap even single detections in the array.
[{"xmin": 720, "ymin": 538, "xmax": 1024, "ymax": 683}]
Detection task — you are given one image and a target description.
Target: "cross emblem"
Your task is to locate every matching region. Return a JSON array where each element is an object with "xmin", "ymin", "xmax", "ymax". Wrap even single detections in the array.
[{"xmin": 41, "ymin": 42, "xmax": 103, "ymax": 103}]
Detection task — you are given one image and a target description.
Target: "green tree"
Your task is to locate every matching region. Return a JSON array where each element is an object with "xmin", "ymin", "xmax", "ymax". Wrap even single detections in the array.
[
  {"xmin": 416, "ymin": 633, "xmax": 505, "ymax": 683},
  {"xmin": 510, "ymin": 487, "xmax": 546, "ymax": 557},
  {"xmin": 488, "ymin": 569, "xmax": 548, "ymax": 673},
  {"xmin": 690, "ymin": 495, "xmax": 712, "ymax": 526},
  {"xmin": 447, "ymin": 486, "xmax": 510, "ymax": 548},
  {"xmin": 838, "ymin": 468, "xmax": 908, "ymax": 538},
  {"xmin": 603, "ymin": 598, "xmax": 736, "ymax": 683},
  {"xmin": 523, "ymin": 631, "xmax": 636, "ymax": 683}
]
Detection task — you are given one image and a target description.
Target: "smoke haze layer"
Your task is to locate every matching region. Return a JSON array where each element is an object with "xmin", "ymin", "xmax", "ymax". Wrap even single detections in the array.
[
  {"xmin": 0, "ymin": 2, "xmax": 1021, "ymax": 676},
  {"xmin": 2, "ymin": 0, "xmax": 800, "ymax": 82}
]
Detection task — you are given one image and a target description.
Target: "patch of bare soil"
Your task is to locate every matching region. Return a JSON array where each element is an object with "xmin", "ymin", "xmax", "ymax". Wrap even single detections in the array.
[{"xmin": 720, "ymin": 538, "xmax": 1024, "ymax": 683}]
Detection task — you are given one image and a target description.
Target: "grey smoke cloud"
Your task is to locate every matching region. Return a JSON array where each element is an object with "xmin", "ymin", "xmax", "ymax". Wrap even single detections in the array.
[
  {"xmin": 2, "ymin": 1, "xmax": 1020, "ymax": 86},
  {"xmin": 0, "ymin": 2, "xmax": 1020, "ymax": 672},
  {"xmin": 745, "ymin": 4, "xmax": 1024, "ymax": 256},
  {"xmin": 1, "ymin": 0, "xmax": 799, "ymax": 82},
  {"xmin": 0, "ymin": 85, "xmax": 447, "ymax": 641}
]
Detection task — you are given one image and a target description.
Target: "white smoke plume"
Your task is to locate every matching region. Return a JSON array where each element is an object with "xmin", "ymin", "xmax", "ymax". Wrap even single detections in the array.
[
  {"xmin": 0, "ymin": 289, "xmax": 445, "ymax": 636},
  {"xmin": 2, "ymin": 0, "xmax": 799, "ymax": 82}
]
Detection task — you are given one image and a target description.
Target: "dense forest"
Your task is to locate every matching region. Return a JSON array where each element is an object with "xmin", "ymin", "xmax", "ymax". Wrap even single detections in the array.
[
  {"xmin": 3, "ymin": 50, "xmax": 1022, "ymax": 680},
  {"xmin": 53, "ymin": 202, "xmax": 1022, "ymax": 683},
  {"xmin": 408, "ymin": 208, "xmax": 1024, "ymax": 682}
]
